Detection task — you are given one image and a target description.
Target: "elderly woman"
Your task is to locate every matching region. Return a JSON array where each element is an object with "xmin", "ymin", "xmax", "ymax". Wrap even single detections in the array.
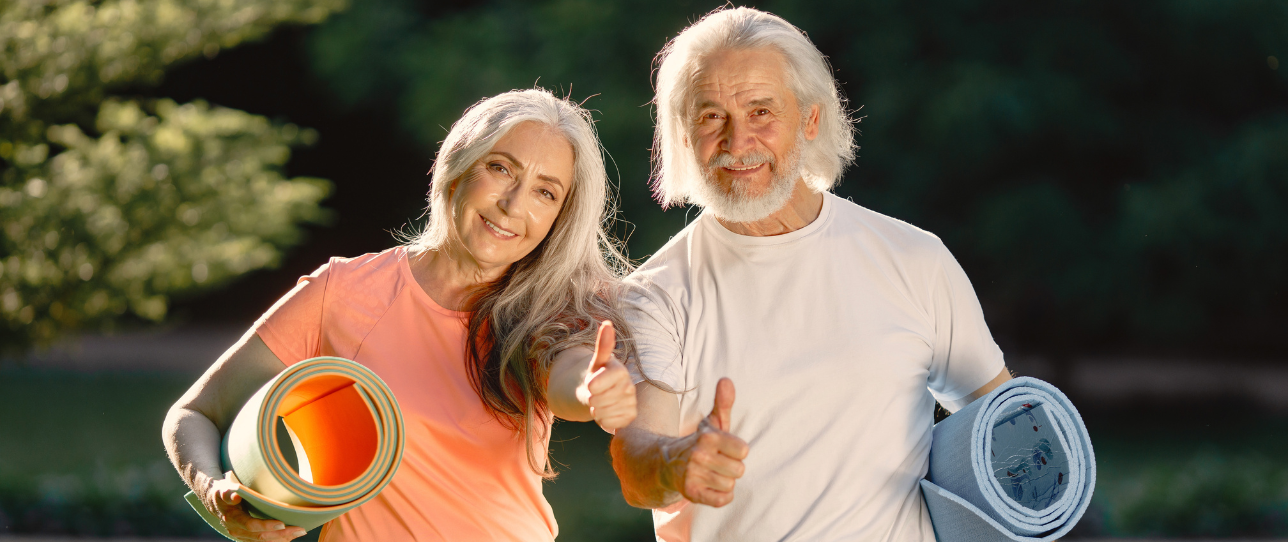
[{"xmin": 162, "ymin": 89, "xmax": 638, "ymax": 541}]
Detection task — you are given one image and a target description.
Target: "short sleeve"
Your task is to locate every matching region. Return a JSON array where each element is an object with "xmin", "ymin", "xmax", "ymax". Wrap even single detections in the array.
[
  {"xmin": 252, "ymin": 262, "xmax": 331, "ymax": 366},
  {"xmin": 622, "ymin": 281, "xmax": 685, "ymax": 393},
  {"xmin": 926, "ymin": 243, "xmax": 1006, "ymax": 411}
]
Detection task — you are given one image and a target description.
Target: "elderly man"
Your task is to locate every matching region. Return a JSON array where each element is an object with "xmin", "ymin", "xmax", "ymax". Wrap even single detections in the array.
[{"xmin": 608, "ymin": 7, "xmax": 1012, "ymax": 541}]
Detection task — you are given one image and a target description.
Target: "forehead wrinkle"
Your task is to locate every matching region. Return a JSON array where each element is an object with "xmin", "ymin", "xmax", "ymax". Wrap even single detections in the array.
[{"xmin": 689, "ymin": 55, "xmax": 793, "ymax": 112}]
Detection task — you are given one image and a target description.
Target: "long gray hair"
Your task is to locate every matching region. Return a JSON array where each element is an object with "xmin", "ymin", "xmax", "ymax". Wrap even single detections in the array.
[
  {"xmin": 652, "ymin": 7, "xmax": 858, "ymax": 207},
  {"xmin": 408, "ymin": 88, "xmax": 634, "ymax": 477}
]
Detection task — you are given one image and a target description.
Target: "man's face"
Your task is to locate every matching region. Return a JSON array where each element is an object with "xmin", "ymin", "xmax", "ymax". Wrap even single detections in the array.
[{"xmin": 687, "ymin": 47, "xmax": 819, "ymax": 222}]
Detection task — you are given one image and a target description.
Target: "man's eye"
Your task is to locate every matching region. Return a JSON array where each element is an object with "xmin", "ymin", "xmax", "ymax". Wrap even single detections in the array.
[{"xmin": 755, "ymin": 108, "xmax": 770, "ymax": 116}]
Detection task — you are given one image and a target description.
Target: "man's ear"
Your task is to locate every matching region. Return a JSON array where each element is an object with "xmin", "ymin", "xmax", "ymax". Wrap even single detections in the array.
[{"xmin": 804, "ymin": 104, "xmax": 821, "ymax": 141}]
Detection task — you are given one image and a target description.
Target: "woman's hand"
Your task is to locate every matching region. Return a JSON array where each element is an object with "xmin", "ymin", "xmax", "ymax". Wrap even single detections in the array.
[
  {"xmin": 575, "ymin": 321, "xmax": 637, "ymax": 432},
  {"xmin": 548, "ymin": 320, "xmax": 637, "ymax": 430},
  {"xmin": 204, "ymin": 477, "xmax": 307, "ymax": 541}
]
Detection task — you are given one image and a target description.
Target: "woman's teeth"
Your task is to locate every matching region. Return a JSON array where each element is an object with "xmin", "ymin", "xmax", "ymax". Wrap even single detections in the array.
[{"xmin": 483, "ymin": 217, "xmax": 517, "ymax": 237}]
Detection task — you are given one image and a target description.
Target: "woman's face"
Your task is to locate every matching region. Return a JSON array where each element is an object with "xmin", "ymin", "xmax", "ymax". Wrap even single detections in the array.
[{"xmin": 449, "ymin": 121, "xmax": 575, "ymax": 275}]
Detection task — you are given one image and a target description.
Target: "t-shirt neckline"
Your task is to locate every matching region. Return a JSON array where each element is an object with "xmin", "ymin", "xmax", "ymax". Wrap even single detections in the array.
[
  {"xmin": 395, "ymin": 246, "xmax": 472, "ymax": 318},
  {"xmin": 701, "ymin": 191, "xmax": 834, "ymax": 246}
]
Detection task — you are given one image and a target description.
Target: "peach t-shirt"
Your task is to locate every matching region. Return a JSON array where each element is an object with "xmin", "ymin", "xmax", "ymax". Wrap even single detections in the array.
[{"xmin": 253, "ymin": 247, "xmax": 557, "ymax": 541}]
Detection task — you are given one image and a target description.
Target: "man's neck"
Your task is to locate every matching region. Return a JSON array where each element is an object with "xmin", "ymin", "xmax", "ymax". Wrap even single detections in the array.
[{"xmin": 715, "ymin": 178, "xmax": 824, "ymax": 237}]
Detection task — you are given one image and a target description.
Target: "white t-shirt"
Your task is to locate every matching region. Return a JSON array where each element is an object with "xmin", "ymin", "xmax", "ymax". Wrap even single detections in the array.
[{"xmin": 624, "ymin": 192, "xmax": 1006, "ymax": 542}]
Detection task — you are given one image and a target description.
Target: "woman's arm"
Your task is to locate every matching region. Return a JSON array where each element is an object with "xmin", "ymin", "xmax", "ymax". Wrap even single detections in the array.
[
  {"xmin": 547, "ymin": 321, "xmax": 637, "ymax": 431},
  {"xmin": 161, "ymin": 330, "xmax": 306, "ymax": 541}
]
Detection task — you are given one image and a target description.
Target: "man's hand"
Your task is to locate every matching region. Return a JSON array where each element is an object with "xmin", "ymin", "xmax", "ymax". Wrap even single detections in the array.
[
  {"xmin": 660, "ymin": 378, "xmax": 748, "ymax": 507},
  {"xmin": 204, "ymin": 477, "xmax": 306, "ymax": 541},
  {"xmin": 576, "ymin": 321, "xmax": 637, "ymax": 432}
]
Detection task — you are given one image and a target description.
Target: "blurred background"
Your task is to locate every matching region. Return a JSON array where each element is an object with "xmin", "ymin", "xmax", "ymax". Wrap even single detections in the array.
[{"xmin": 2, "ymin": 0, "xmax": 1287, "ymax": 539}]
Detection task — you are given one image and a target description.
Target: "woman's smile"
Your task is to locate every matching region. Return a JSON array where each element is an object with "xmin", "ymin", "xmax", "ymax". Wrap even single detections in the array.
[{"xmin": 481, "ymin": 215, "xmax": 518, "ymax": 238}]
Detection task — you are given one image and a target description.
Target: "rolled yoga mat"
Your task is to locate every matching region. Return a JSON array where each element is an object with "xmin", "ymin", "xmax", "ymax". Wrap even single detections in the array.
[
  {"xmin": 183, "ymin": 357, "xmax": 405, "ymax": 539},
  {"xmin": 920, "ymin": 377, "xmax": 1095, "ymax": 541}
]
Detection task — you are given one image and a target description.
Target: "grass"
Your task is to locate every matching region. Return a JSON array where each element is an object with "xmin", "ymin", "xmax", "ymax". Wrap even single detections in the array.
[
  {"xmin": 0, "ymin": 368, "xmax": 208, "ymax": 537},
  {"xmin": 2, "ymin": 367, "xmax": 1286, "ymax": 539},
  {"xmin": 0, "ymin": 367, "xmax": 651, "ymax": 540}
]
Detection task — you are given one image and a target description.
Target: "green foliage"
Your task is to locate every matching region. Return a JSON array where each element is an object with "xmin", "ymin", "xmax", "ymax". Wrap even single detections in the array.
[
  {"xmin": 306, "ymin": 0, "xmax": 1288, "ymax": 351},
  {"xmin": 0, "ymin": 0, "xmax": 348, "ymax": 349},
  {"xmin": 1090, "ymin": 412, "xmax": 1288, "ymax": 537},
  {"xmin": 1099, "ymin": 450, "xmax": 1288, "ymax": 536}
]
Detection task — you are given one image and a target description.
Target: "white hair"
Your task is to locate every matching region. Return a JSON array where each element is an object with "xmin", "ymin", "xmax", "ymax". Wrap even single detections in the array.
[
  {"xmin": 651, "ymin": 6, "xmax": 857, "ymax": 208},
  {"xmin": 409, "ymin": 88, "xmax": 634, "ymax": 477}
]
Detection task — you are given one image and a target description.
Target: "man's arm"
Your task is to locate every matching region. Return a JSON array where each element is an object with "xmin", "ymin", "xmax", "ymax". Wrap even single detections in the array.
[
  {"xmin": 610, "ymin": 378, "xmax": 748, "ymax": 509},
  {"xmin": 958, "ymin": 366, "xmax": 1013, "ymax": 408}
]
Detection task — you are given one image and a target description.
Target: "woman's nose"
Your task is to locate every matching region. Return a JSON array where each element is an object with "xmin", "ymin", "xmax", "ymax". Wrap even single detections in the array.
[{"xmin": 495, "ymin": 183, "xmax": 523, "ymax": 215}]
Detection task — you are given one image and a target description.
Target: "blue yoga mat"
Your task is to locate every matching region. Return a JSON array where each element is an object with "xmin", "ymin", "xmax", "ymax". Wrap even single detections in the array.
[{"xmin": 921, "ymin": 377, "xmax": 1095, "ymax": 541}]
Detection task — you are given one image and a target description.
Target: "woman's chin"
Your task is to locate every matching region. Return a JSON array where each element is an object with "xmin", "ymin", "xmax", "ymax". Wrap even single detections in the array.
[{"xmin": 461, "ymin": 244, "xmax": 530, "ymax": 271}]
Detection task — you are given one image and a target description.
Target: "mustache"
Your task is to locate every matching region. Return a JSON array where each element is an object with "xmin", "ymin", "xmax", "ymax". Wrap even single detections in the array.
[{"xmin": 706, "ymin": 150, "xmax": 776, "ymax": 170}]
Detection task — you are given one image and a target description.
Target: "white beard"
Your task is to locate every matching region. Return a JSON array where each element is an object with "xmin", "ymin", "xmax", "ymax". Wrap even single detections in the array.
[{"xmin": 690, "ymin": 130, "xmax": 806, "ymax": 224}]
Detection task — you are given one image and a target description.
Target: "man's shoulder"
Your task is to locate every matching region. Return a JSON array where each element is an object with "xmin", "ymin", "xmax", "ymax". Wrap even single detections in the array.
[
  {"xmin": 627, "ymin": 219, "xmax": 704, "ymax": 280},
  {"xmin": 826, "ymin": 194, "xmax": 946, "ymax": 259}
]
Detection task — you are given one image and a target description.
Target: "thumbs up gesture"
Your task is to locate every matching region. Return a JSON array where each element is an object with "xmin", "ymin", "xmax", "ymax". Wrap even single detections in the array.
[
  {"xmin": 576, "ymin": 321, "xmax": 637, "ymax": 432},
  {"xmin": 660, "ymin": 378, "xmax": 749, "ymax": 507}
]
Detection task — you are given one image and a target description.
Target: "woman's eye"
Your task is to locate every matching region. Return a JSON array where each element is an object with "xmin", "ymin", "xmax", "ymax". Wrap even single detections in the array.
[
  {"xmin": 539, "ymin": 188, "xmax": 556, "ymax": 200},
  {"xmin": 489, "ymin": 162, "xmax": 510, "ymax": 175}
]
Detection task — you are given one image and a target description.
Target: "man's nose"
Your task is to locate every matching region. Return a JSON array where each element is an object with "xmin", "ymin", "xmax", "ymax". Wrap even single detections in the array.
[{"xmin": 721, "ymin": 116, "xmax": 756, "ymax": 158}]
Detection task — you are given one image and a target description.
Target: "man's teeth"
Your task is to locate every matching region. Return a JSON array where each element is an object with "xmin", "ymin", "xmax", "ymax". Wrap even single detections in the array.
[
  {"xmin": 726, "ymin": 164, "xmax": 761, "ymax": 171},
  {"xmin": 483, "ymin": 217, "xmax": 517, "ymax": 237}
]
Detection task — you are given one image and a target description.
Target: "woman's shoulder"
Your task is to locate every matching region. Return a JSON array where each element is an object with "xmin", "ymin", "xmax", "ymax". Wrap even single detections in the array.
[{"xmin": 314, "ymin": 246, "xmax": 412, "ymax": 305}]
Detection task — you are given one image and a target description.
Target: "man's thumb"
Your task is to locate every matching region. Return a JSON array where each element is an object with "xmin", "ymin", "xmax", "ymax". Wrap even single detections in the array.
[
  {"xmin": 709, "ymin": 377, "xmax": 735, "ymax": 431},
  {"xmin": 590, "ymin": 320, "xmax": 615, "ymax": 371}
]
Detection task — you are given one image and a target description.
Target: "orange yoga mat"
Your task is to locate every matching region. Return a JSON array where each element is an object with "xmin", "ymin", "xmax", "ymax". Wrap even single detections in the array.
[{"xmin": 184, "ymin": 357, "xmax": 404, "ymax": 538}]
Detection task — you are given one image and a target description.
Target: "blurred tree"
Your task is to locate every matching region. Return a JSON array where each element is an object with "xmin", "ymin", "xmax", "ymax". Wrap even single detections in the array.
[
  {"xmin": 305, "ymin": 0, "xmax": 1288, "ymax": 356},
  {"xmin": 306, "ymin": 0, "xmax": 704, "ymax": 253},
  {"xmin": 0, "ymin": 0, "xmax": 347, "ymax": 350}
]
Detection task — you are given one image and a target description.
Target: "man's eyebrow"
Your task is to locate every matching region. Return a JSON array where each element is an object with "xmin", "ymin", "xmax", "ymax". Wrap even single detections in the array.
[
  {"xmin": 747, "ymin": 97, "xmax": 779, "ymax": 108},
  {"xmin": 693, "ymin": 99, "xmax": 720, "ymax": 112}
]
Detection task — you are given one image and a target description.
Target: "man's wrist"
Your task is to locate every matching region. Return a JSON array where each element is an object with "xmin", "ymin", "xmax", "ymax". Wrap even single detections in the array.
[{"xmin": 657, "ymin": 433, "xmax": 694, "ymax": 496}]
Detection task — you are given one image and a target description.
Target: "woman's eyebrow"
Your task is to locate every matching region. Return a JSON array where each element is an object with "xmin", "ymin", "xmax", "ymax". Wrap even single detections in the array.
[
  {"xmin": 539, "ymin": 173, "xmax": 566, "ymax": 190},
  {"xmin": 489, "ymin": 151, "xmax": 525, "ymax": 170},
  {"xmin": 490, "ymin": 151, "xmax": 565, "ymax": 189}
]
